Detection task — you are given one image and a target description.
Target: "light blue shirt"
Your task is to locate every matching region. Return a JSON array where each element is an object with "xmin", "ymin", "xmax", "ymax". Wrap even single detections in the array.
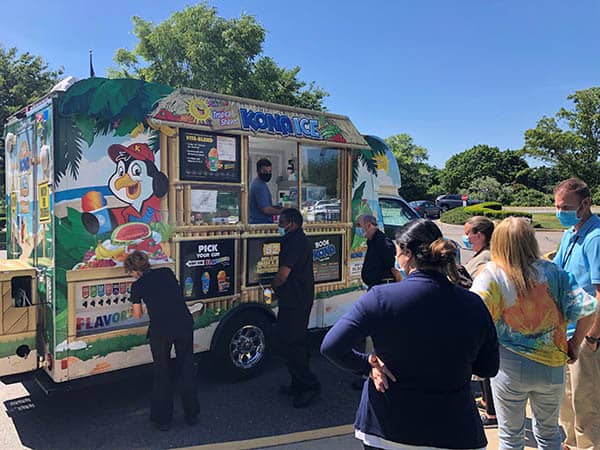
[
  {"xmin": 249, "ymin": 178, "xmax": 275, "ymax": 224},
  {"xmin": 553, "ymin": 214, "xmax": 600, "ymax": 337}
]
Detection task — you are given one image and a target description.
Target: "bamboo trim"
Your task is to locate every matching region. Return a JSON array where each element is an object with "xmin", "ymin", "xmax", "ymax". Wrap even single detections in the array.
[
  {"xmin": 176, "ymin": 186, "xmax": 184, "ymax": 225},
  {"xmin": 67, "ymin": 282, "xmax": 76, "ymax": 338},
  {"xmin": 160, "ymin": 132, "xmax": 169, "ymax": 223},
  {"xmin": 240, "ymin": 135, "xmax": 249, "ymax": 223},
  {"xmin": 65, "ymin": 263, "xmax": 175, "ymax": 283},
  {"xmin": 0, "ymin": 330, "xmax": 36, "ymax": 343},
  {"xmin": 184, "ymin": 185, "xmax": 191, "ymax": 226},
  {"xmin": 168, "ymin": 136, "xmax": 178, "ymax": 225}
]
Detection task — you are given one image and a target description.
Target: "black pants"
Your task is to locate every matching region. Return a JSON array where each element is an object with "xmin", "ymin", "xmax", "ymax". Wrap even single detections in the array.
[
  {"xmin": 481, "ymin": 378, "xmax": 496, "ymax": 415},
  {"xmin": 149, "ymin": 332, "xmax": 200, "ymax": 425},
  {"xmin": 276, "ymin": 306, "xmax": 319, "ymax": 392}
]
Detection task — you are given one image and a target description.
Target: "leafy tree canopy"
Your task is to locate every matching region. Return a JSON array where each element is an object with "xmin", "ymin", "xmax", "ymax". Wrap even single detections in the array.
[
  {"xmin": 109, "ymin": 3, "xmax": 328, "ymax": 110},
  {"xmin": 385, "ymin": 133, "xmax": 439, "ymax": 201},
  {"xmin": 0, "ymin": 45, "xmax": 63, "ymax": 142},
  {"xmin": 440, "ymin": 144, "xmax": 527, "ymax": 193},
  {"xmin": 523, "ymin": 87, "xmax": 600, "ymax": 187}
]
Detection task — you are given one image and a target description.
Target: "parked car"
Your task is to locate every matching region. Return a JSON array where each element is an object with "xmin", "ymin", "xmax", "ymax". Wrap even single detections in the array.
[
  {"xmin": 409, "ymin": 200, "xmax": 442, "ymax": 219},
  {"xmin": 312, "ymin": 199, "xmax": 341, "ymax": 221},
  {"xmin": 435, "ymin": 194, "xmax": 482, "ymax": 212}
]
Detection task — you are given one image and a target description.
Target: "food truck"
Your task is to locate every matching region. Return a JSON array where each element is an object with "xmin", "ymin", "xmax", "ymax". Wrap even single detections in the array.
[{"xmin": 0, "ymin": 77, "xmax": 417, "ymax": 383}]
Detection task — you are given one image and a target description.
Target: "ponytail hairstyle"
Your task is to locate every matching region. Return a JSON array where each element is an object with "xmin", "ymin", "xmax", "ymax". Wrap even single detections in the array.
[{"xmin": 395, "ymin": 219, "xmax": 461, "ymax": 283}]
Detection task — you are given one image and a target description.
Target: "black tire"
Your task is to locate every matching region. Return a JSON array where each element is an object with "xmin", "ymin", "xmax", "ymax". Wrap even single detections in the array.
[
  {"xmin": 440, "ymin": 205, "xmax": 449, "ymax": 212},
  {"xmin": 211, "ymin": 310, "xmax": 273, "ymax": 381}
]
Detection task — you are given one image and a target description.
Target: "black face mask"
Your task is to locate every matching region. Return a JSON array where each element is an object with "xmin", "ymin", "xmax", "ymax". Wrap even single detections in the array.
[{"xmin": 259, "ymin": 173, "xmax": 272, "ymax": 182}]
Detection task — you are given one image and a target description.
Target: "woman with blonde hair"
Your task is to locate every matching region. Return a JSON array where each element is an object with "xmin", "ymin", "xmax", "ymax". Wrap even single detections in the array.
[{"xmin": 471, "ymin": 217, "xmax": 598, "ymax": 450}]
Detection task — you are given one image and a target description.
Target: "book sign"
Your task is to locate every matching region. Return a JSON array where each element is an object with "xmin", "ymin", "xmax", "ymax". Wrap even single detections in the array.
[
  {"xmin": 179, "ymin": 239, "xmax": 235, "ymax": 300},
  {"xmin": 309, "ymin": 234, "xmax": 342, "ymax": 283}
]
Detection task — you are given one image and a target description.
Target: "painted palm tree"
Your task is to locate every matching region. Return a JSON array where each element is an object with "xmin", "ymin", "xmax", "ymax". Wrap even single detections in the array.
[{"xmin": 55, "ymin": 77, "xmax": 173, "ymax": 183}]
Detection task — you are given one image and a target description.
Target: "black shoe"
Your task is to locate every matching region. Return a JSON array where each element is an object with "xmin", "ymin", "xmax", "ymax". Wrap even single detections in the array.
[
  {"xmin": 292, "ymin": 388, "xmax": 319, "ymax": 408},
  {"xmin": 278, "ymin": 384, "xmax": 298, "ymax": 396},
  {"xmin": 185, "ymin": 415, "xmax": 199, "ymax": 426}
]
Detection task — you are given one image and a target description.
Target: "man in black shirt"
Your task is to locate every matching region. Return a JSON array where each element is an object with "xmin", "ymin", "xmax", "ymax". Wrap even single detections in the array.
[
  {"xmin": 271, "ymin": 208, "xmax": 320, "ymax": 408},
  {"xmin": 126, "ymin": 251, "xmax": 199, "ymax": 431},
  {"xmin": 358, "ymin": 214, "xmax": 396, "ymax": 288}
]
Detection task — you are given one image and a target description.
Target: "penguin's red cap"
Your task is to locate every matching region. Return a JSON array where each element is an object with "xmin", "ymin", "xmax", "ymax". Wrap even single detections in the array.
[{"xmin": 108, "ymin": 143, "xmax": 155, "ymax": 164}]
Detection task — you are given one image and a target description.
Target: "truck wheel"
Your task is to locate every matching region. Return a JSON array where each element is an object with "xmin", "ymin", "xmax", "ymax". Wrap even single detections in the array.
[
  {"xmin": 212, "ymin": 310, "xmax": 273, "ymax": 381},
  {"xmin": 440, "ymin": 205, "xmax": 449, "ymax": 212}
]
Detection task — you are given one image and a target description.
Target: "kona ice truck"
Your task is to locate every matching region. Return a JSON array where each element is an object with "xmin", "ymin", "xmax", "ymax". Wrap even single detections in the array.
[{"xmin": 0, "ymin": 77, "xmax": 417, "ymax": 383}]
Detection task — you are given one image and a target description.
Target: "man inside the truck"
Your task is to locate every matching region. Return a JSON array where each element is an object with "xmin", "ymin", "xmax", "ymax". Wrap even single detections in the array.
[{"xmin": 249, "ymin": 158, "xmax": 283, "ymax": 224}]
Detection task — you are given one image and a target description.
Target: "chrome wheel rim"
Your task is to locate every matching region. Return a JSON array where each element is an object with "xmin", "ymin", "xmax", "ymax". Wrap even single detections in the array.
[{"xmin": 229, "ymin": 325, "xmax": 265, "ymax": 369}]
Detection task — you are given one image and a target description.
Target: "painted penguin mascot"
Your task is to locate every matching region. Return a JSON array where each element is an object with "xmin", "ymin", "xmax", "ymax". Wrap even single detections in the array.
[{"xmin": 82, "ymin": 143, "xmax": 169, "ymax": 234}]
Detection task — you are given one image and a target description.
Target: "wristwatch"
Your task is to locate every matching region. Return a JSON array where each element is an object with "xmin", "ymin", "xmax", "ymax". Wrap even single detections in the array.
[{"xmin": 585, "ymin": 335, "xmax": 600, "ymax": 345}]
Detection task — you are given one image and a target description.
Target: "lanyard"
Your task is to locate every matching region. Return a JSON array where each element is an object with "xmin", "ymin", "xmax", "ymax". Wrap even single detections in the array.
[{"xmin": 561, "ymin": 235, "xmax": 580, "ymax": 269}]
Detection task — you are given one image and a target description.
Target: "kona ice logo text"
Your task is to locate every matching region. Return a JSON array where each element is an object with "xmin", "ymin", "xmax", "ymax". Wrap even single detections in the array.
[{"xmin": 240, "ymin": 108, "xmax": 321, "ymax": 139}]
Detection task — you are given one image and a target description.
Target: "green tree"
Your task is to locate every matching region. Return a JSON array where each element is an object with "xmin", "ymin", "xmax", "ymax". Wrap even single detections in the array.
[
  {"xmin": 523, "ymin": 87, "xmax": 600, "ymax": 187},
  {"xmin": 466, "ymin": 176, "xmax": 513, "ymax": 204},
  {"xmin": 0, "ymin": 45, "xmax": 62, "ymax": 196},
  {"xmin": 440, "ymin": 145, "xmax": 527, "ymax": 193},
  {"xmin": 514, "ymin": 166, "xmax": 562, "ymax": 194},
  {"xmin": 110, "ymin": 3, "xmax": 327, "ymax": 110},
  {"xmin": 385, "ymin": 133, "xmax": 439, "ymax": 201}
]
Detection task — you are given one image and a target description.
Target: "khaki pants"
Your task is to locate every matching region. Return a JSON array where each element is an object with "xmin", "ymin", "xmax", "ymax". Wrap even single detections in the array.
[{"xmin": 560, "ymin": 342, "xmax": 600, "ymax": 450}]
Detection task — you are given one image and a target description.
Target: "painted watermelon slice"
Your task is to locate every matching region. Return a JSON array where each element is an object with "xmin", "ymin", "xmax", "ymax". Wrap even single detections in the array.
[{"xmin": 111, "ymin": 222, "xmax": 152, "ymax": 243}]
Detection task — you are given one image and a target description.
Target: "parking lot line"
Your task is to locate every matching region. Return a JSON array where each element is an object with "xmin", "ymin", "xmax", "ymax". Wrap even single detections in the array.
[{"xmin": 178, "ymin": 424, "xmax": 354, "ymax": 450}]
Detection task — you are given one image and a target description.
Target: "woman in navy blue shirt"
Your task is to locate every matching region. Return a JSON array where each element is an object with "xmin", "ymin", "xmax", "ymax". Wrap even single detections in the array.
[{"xmin": 321, "ymin": 219, "xmax": 499, "ymax": 450}]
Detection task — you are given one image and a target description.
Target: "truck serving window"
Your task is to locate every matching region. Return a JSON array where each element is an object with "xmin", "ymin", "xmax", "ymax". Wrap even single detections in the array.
[
  {"xmin": 190, "ymin": 187, "xmax": 240, "ymax": 225},
  {"xmin": 300, "ymin": 147, "xmax": 341, "ymax": 222},
  {"xmin": 248, "ymin": 137, "xmax": 298, "ymax": 224}
]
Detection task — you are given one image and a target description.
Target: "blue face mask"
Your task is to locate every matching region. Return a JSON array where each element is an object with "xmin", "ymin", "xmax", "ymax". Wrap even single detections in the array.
[
  {"xmin": 556, "ymin": 209, "xmax": 580, "ymax": 227},
  {"xmin": 394, "ymin": 259, "xmax": 408, "ymax": 279},
  {"xmin": 356, "ymin": 227, "xmax": 365, "ymax": 238},
  {"xmin": 461, "ymin": 235, "xmax": 472, "ymax": 250},
  {"xmin": 278, "ymin": 226, "xmax": 287, "ymax": 236}
]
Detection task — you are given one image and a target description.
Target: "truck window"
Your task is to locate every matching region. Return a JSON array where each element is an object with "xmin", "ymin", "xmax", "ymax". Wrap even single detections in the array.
[
  {"xmin": 300, "ymin": 147, "xmax": 341, "ymax": 222},
  {"xmin": 248, "ymin": 137, "xmax": 298, "ymax": 224},
  {"xmin": 378, "ymin": 198, "xmax": 418, "ymax": 239},
  {"xmin": 190, "ymin": 187, "xmax": 240, "ymax": 225}
]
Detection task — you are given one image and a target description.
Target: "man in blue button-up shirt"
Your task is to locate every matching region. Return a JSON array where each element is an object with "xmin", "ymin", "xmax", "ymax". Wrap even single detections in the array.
[{"xmin": 553, "ymin": 178, "xmax": 600, "ymax": 450}]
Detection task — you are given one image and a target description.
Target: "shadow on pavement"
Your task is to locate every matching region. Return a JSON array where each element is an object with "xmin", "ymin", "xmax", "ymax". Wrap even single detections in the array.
[{"xmin": 2, "ymin": 333, "xmax": 360, "ymax": 450}]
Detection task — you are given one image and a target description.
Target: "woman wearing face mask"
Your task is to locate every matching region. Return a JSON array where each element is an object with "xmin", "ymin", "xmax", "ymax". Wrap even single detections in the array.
[
  {"xmin": 471, "ymin": 217, "xmax": 597, "ymax": 450},
  {"xmin": 463, "ymin": 216, "xmax": 495, "ymax": 279},
  {"xmin": 321, "ymin": 219, "xmax": 499, "ymax": 450},
  {"xmin": 463, "ymin": 216, "xmax": 498, "ymax": 426}
]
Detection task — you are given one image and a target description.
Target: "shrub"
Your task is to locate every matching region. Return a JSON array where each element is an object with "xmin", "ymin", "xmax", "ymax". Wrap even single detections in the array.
[
  {"xmin": 510, "ymin": 188, "xmax": 552, "ymax": 207},
  {"xmin": 442, "ymin": 204, "xmax": 532, "ymax": 225},
  {"xmin": 465, "ymin": 202, "xmax": 502, "ymax": 212},
  {"xmin": 440, "ymin": 207, "xmax": 472, "ymax": 225}
]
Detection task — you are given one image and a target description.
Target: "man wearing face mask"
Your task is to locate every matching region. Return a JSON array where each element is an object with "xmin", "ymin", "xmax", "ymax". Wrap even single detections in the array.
[
  {"xmin": 357, "ymin": 214, "xmax": 396, "ymax": 289},
  {"xmin": 553, "ymin": 178, "xmax": 600, "ymax": 450},
  {"xmin": 271, "ymin": 208, "xmax": 320, "ymax": 407},
  {"xmin": 249, "ymin": 158, "xmax": 283, "ymax": 224}
]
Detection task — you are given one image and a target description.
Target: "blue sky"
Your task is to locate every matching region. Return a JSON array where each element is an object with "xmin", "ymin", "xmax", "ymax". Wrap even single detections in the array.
[{"xmin": 1, "ymin": 1, "xmax": 599, "ymax": 167}]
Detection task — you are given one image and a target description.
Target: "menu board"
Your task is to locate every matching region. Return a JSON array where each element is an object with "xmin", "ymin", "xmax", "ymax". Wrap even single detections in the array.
[
  {"xmin": 179, "ymin": 129, "xmax": 240, "ymax": 182},
  {"xmin": 179, "ymin": 239, "xmax": 235, "ymax": 300},
  {"xmin": 74, "ymin": 277, "xmax": 148, "ymax": 337},
  {"xmin": 246, "ymin": 237, "xmax": 281, "ymax": 287},
  {"xmin": 246, "ymin": 234, "xmax": 343, "ymax": 286},
  {"xmin": 309, "ymin": 234, "xmax": 342, "ymax": 283}
]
